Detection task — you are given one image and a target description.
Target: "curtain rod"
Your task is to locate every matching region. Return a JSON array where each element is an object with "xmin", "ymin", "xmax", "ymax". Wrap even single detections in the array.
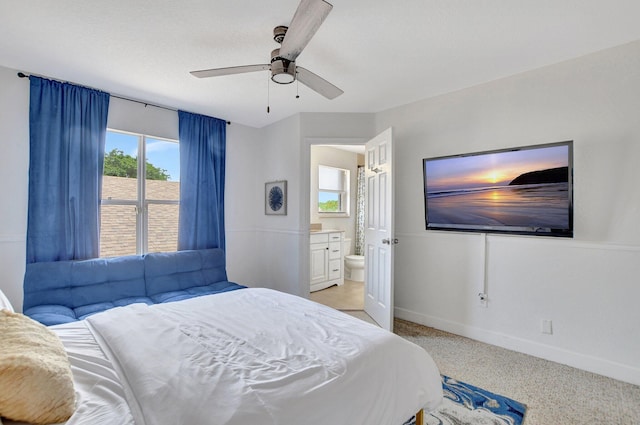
[{"xmin": 17, "ymin": 72, "xmax": 231, "ymax": 125}]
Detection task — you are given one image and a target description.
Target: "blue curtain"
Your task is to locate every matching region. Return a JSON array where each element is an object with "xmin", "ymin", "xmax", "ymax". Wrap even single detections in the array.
[
  {"xmin": 27, "ymin": 77, "xmax": 110, "ymax": 263},
  {"xmin": 178, "ymin": 110, "xmax": 226, "ymax": 251}
]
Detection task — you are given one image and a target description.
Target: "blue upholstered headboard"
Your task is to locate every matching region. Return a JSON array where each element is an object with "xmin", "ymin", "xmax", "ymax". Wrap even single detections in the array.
[
  {"xmin": 23, "ymin": 248, "xmax": 244, "ymax": 325},
  {"xmin": 145, "ymin": 249, "xmax": 228, "ymax": 296},
  {"xmin": 23, "ymin": 255, "xmax": 146, "ymax": 312}
]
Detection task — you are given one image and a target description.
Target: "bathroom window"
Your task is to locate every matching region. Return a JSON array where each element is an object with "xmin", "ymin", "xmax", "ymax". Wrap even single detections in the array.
[{"xmin": 318, "ymin": 165, "xmax": 350, "ymax": 215}]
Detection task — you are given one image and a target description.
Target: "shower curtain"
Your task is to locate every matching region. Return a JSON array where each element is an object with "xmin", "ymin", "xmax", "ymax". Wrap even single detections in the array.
[{"xmin": 354, "ymin": 165, "xmax": 365, "ymax": 256}]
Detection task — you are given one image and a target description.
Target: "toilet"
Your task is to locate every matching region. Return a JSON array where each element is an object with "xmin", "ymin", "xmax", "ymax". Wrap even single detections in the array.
[{"xmin": 344, "ymin": 238, "xmax": 365, "ymax": 282}]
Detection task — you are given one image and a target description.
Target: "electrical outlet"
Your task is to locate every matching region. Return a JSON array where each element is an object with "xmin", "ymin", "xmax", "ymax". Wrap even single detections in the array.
[
  {"xmin": 541, "ymin": 319, "xmax": 553, "ymax": 334},
  {"xmin": 478, "ymin": 292, "xmax": 488, "ymax": 307}
]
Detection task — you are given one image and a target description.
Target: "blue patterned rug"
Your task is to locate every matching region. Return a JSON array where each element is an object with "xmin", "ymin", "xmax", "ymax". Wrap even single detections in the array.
[{"xmin": 405, "ymin": 375, "xmax": 527, "ymax": 425}]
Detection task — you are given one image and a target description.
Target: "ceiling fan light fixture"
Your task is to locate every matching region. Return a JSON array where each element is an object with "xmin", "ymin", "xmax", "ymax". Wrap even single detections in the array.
[
  {"xmin": 271, "ymin": 61, "xmax": 296, "ymax": 84},
  {"xmin": 270, "ymin": 48, "xmax": 296, "ymax": 84}
]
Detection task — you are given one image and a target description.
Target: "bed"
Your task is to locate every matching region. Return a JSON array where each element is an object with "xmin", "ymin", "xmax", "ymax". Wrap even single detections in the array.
[{"xmin": 1, "ymin": 287, "xmax": 442, "ymax": 425}]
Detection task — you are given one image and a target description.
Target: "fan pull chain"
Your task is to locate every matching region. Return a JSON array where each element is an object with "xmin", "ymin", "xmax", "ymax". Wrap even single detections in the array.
[
  {"xmin": 296, "ymin": 74, "xmax": 300, "ymax": 99},
  {"xmin": 267, "ymin": 73, "xmax": 270, "ymax": 113}
]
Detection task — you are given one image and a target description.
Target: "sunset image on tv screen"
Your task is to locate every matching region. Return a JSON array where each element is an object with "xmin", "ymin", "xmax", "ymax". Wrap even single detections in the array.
[{"xmin": 424, "ymin": 143, "xmax": 572, "ymax": 235}]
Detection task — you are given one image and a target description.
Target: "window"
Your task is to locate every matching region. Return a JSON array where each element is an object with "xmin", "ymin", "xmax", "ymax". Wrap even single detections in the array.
[
  {"xmin": 318, "ymin": 165, "xmax": 350, "ymax": 215},
  {"xmin": 100, "ymin": 130, "xmax": 180, "ymax": 257}
]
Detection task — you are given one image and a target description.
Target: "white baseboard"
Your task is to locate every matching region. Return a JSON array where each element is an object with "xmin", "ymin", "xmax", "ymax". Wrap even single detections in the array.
[{"xmin": 395, "ymin": 306, "xmax": 640, "ymax": 387}]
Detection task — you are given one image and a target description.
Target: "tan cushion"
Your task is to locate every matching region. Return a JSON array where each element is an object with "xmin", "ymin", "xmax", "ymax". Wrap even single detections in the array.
[{"xmin": 0, "ymin": 310, "xmax": 75, "ymax": 424}]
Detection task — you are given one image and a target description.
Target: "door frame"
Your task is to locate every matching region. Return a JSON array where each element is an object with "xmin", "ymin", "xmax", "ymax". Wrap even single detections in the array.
[{"xmin": 300, "ymin": 137, "xmax": 367, "ymax": 299}]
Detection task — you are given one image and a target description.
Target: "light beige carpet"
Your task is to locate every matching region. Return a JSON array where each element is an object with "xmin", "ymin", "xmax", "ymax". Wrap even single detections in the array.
[
  {"xmin": 393, "ymin": 319, "xmax": 640, "ymax": 425},
  {"xmin": 311, "ymin": 290, "xmax": 640, "ymax": 424}
]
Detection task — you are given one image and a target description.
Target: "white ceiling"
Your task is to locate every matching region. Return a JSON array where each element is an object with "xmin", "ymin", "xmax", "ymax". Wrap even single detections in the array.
[{"xmin": 1, "ymin": 1, "xmax": 639, "ymax": 128}]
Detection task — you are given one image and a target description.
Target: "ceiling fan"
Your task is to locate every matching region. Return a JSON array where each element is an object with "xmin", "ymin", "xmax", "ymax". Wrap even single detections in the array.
[{"xmin": 190, "ymin": 0, "xmax": 343, "ymax": 100}]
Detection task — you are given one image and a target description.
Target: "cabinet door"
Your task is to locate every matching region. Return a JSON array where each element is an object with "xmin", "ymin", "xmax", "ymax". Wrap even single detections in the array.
[{"xmin": 310, "ymin": 243, "xmax": 329, "ymax": 285}]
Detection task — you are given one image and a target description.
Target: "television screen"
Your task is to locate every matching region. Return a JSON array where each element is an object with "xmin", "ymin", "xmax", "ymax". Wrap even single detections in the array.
[{"xmin": 423, "ymin": 141, "xmax": 573, "ymax": 237}]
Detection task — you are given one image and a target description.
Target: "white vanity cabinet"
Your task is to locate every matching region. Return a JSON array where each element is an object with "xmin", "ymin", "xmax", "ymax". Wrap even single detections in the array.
[{"xmin": 310, "ymin": 231, "xmax": 344, "ymax": 292}]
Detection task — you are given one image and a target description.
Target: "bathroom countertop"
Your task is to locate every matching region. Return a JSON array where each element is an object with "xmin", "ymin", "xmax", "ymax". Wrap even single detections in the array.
[{"xmin": 309, "ymin": 229, "xmax": 344, "ymax": 234}]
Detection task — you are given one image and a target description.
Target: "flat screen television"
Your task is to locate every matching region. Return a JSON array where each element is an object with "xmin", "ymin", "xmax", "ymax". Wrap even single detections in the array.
[{"xmin": 423, "ymin": 141, "xmax": 573, "ymax": 237}]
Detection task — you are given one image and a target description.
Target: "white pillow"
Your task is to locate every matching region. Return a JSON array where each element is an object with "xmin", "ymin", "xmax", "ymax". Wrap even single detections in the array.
[{"xmin": 0, "ymin": 289, "xmax": 13, "ymax": 312}]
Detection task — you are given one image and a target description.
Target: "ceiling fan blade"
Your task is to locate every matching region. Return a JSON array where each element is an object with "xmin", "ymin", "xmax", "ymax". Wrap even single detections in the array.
[
  {"xmin": 190, "ymin": 64, "xmax": 270, "ymax": 79},
  {"xmin": 279, "ymin": 0, "xmax": 333, "ymax": 62},
  {"xmin": 296, "ymin": 66, "xmax": 343, "ymax": 99}
]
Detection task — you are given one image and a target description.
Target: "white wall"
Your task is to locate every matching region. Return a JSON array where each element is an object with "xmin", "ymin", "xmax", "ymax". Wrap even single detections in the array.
[
  {"xmin": 375, "ymin": 41, "xmax": 640, "ymax": 385},
  {"xmin": 107, "ymin": 97, "xmax": 178, "ymax": 140},
  {"xmin": 227, "ymin": 115, "xmax": 306, "ymax": 295},
  {"xmin": 0, "ymin": 66, "xmax": 29, "ymax": 311},
  {"xmin": 224, "ymin": 122, "xmax": 261, "ymax": 287}
]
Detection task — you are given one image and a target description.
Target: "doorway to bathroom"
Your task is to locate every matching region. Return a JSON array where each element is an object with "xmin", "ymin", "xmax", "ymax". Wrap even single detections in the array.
[{"xmin": 309, "ymin": 144, "xmax": 365, "ymax": 311}]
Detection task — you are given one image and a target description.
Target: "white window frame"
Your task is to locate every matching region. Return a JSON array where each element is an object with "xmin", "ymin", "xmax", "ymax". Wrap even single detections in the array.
[
  {"xmin": 101, "ymin": 129, "xmax": 179, "ymax": 255},
  {"xmin": 318, "ymin": 165, "xmax": 350, "ymax": 217}
]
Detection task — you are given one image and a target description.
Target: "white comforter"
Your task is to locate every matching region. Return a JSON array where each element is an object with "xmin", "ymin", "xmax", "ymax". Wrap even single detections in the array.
[{"xmin": 19, "ymin": 288, "xmax": 443, "ymax": 425}]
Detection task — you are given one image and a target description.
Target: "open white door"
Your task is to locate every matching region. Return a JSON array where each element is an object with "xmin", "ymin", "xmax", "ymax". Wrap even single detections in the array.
[{"xmin": 364, "ymin": 128, "xmax": 395, "ymax": 331}]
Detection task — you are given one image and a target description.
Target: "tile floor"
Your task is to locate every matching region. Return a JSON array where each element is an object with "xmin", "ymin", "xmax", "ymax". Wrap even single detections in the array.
[
  {"xmin": 309, "ymin": 279, "xmax": 364, "ymax": 310},
  {"xmin": 309, "ymin": 279, "xmax": 379, "ymax": 325}
]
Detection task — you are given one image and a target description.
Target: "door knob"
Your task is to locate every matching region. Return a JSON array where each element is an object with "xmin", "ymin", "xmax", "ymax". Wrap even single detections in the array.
[{"xmin": 382, "ymin": 238, "xmax": 399, "ymax": 245}]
